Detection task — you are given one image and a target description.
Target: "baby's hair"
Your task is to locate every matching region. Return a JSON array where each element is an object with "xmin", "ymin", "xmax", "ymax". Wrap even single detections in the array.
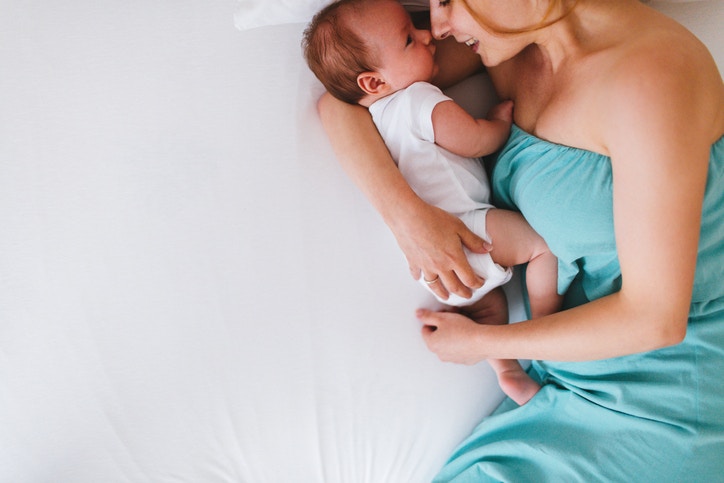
[{"xmin": 302, "ymin": 0, "xmax": 381, "ymax": 104}]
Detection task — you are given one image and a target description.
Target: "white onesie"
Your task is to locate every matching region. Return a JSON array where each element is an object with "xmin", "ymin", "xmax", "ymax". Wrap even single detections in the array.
[{"xmin": 368, "ymin": 81, "xmax": 512, "ymax": 305}]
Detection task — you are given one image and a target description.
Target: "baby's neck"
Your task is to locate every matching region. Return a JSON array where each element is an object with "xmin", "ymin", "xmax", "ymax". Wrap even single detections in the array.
[
  {"xmin": 358, "ymin": 86, "xmax": 405, "ymax": 108},
  {"xmin": 358, "ymin": 92, "xmax": 388, "ymax": 108}
]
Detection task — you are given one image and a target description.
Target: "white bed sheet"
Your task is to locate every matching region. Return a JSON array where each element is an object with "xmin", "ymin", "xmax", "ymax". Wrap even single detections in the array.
[
  {"xmin": 0, "ymin": 1, "xmax": 721, "ymax": 482},
  {"xmin": 0, "ymin": 2, "xmax": 511, "ymax": 482}
]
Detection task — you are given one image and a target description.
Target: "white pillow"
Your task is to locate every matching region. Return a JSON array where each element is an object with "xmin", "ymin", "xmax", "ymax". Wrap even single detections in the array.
[
  {"xmin": 234, "ymin": 0, "xmax": 430, "ymax": 31},
  {"xmin": 233, "ymin": 0, "xmax": 705, "ymax": 31}
]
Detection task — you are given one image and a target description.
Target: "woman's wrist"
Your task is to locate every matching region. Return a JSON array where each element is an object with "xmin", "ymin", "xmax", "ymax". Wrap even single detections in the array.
[{"xmin": 380, "ymin": 188, "xmax": 428, "ymax": 232}]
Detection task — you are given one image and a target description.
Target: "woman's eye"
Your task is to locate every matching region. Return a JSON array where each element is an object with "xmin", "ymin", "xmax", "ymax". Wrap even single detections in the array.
[
  {"xmin": 438, "ymin": 0, "xmax": 451, "ymax": 7},
  {"xmin": 406, "ymin": 35, "xmax": 413, "ymax": 46}
]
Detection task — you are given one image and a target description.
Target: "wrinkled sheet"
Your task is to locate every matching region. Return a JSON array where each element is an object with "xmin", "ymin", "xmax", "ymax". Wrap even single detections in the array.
[{"xmin": 0, "ymin": 1, "xmax": 720, "ymax": 482}]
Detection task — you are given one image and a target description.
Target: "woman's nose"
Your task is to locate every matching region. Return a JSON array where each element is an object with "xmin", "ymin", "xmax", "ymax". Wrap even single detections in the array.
[{"xmin": 429, "ymin": 9, "xmax": 450, "ymax": 40}]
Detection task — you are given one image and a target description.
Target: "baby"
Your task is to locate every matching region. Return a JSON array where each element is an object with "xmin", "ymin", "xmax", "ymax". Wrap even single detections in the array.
[{"xmin": 303, "ymin": 0, "xmax": 561, "ymax": 405}]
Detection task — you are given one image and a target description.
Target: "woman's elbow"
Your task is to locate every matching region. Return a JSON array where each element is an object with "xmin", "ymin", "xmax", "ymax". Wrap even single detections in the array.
[
  {"xmin": 621, "ymin": 284, "xmax": 690, "ymax": 350},
  {"xmin": 317, "ymin": 91, "xmax": 368, "ymax": 134},
  {"xmin": 648, "ymin": 309, "xmax": 689, "ymax": 350},
  {"xmin": 657, "ymin": 320, "xmax": 687, "ymax": 348},
  {"xmin": 317, "ymin": 92, "xmax": 336, "ymax": 125}
]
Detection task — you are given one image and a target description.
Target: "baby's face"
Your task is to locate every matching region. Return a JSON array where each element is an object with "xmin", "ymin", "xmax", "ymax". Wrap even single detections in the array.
[{"xmin": 358, "ymin": 0, "xmax": 438, "ymax": 90}]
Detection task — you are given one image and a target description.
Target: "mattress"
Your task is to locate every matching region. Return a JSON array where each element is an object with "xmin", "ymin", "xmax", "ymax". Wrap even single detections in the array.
[{"xmin": 0, "ymin": 0, "xmax": 721, "ymax": 481}]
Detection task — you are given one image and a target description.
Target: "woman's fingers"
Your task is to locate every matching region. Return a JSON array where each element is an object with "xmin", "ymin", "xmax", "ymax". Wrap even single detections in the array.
[
  {"xmin": 417, "ymin": 267, "xmax": 481, "ymax": 300},
  {"xmin": 417, "ymin": 308, "xmax": 438, "ymax": 331},
  {"xmin": 399, "ymin": 204, "xmax": 492, "ymax": 298},
  {"xmin": 418, "ymin": 309, "xmax": 451, "ymax": 357},
  {"xmin": 409, "ymin": 264, "xmax": 421, "ymax": 281},
  {"xmin": 422, "ymin": 271, "xmax": 450, "ymax": 300},
  {"xmin": 417, "ymin": 309, "xmax": 487, "ymax": 365},
  {"xmin": 458, "ymin": 233, "xmax": 491, "ymax": 288},
  {"xmin": 459, "ymin": 219, "xmax": 492, "ymax": 254},
  {"xmin": 439, "ymin": 270, "xmax": 471, "ymax": 299}
]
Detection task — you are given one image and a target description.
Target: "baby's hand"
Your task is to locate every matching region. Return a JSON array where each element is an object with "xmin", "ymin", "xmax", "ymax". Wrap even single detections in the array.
[{"xmin": 487, "ymin": 100, "xmax": 514, "ymax": 124}]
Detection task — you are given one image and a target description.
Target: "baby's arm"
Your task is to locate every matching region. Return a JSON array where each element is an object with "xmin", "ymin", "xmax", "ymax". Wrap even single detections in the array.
[{"xmin": 432, "ymin": 99, "xmax": 513, "ymax": 158}]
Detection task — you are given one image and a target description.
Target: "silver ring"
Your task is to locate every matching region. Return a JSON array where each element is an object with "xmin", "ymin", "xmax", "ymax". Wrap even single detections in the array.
[{"xmin": 424, "ymin": 275, "xmax": 440, "ymax": 285}]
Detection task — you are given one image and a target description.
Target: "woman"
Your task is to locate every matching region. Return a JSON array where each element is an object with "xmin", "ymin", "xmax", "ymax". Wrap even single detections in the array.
[{"xmin": 319, "ymin": 0, "xmax": 724, "ymax": 480}]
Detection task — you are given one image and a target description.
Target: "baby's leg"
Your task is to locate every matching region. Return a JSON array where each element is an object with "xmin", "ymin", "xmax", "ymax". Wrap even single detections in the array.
[
  {"xmin": 484, "ymin": 209, "xmax": 562, "ymax": 318},
  {"xmin": 463, "ymin": 287, "xmax": 540, "ymax": 406}
]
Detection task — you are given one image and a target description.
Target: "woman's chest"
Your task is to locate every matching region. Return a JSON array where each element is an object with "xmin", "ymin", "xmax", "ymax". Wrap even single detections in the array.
[
  {"xmin": 492, "ymin": 131, "xmax": 617, "ymax": 261},
  {"xmin": 493, "ymin": 51, "xmax": 611, "ymax": 156}
]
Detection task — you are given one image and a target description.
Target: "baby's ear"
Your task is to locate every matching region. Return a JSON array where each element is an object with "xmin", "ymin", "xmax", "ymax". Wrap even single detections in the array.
[{"xmin": 357, "ymin": 72, "xmax": 389, "ymax": 96}]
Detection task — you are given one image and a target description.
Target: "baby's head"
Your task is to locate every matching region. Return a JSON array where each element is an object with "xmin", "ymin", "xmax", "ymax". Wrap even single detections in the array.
[{"xmin": 302, "ymin": 0, "xmax": 438, "ymax": 106}]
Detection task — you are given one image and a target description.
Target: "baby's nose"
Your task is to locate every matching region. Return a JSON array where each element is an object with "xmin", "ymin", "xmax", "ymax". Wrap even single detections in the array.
[{"xmin": 419, "ymin": 29, "xmax": 433, "ymax": 44}]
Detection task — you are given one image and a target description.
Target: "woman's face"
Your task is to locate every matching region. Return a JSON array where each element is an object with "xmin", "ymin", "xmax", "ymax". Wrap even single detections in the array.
[{"xmin": 428, "ymin": 0, "xmax": 533, "ymax": 66}]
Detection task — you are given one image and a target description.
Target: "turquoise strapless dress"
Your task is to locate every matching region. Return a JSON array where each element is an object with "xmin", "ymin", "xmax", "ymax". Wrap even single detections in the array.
[{"xmin": 434, "ymin": 125, "xmax": 724, "ymax": 482}]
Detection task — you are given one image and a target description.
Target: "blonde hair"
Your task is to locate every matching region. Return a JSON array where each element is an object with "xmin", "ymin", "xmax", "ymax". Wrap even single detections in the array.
[{"xmin": 460, "ymin": 0, "xmax": 580, "ymax": 35}]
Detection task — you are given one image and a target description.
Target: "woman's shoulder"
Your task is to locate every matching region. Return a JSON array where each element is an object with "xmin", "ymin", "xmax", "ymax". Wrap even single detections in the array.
[
  {"xmin": 494, "ymin": 1, "xmax": 723, "ymax": 147},
  {"xmin": 618, "ymin": 9, "xmax": 715, "ymax": 78},
  {"xmin": 604, "ymin": 12, "xmax": 724, "ymax": 142}
]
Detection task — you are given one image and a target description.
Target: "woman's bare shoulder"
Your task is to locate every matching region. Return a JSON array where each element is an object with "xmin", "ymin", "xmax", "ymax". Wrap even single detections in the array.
[{"xmin": 605, "ymin": 13, "xmax": 724, "ymax": 141}]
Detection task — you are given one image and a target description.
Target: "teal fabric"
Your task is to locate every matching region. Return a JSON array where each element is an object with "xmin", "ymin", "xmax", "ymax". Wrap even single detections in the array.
[{"xmin": 434, "ymin": 125, "xmax": 724, "ymax": 482}]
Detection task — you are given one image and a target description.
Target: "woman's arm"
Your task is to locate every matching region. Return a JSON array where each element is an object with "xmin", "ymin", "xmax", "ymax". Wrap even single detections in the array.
[
  {"xmin": 316, "ymin": 37, "xmax": 488, "ymax": 299},
  {"xmin": 318, "ymin": 93, "xmax": 488, "ymax": 299},
  {"xmin": 420, "ymin": 38, "xmax": 723, "ymax": 363}
]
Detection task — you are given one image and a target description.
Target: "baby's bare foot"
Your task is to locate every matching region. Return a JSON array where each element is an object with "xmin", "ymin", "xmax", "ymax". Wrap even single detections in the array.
[{"xmin": 497, "ymin": 367, "xmax": 541, "ymax": 406}]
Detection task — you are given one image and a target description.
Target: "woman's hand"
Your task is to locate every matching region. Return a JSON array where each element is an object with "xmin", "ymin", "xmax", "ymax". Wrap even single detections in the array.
[
  {"xmin": 418, "ymin": 308, "xmax": 489, "ymax": 365},
  {"xmin": 317, "ymin": 93, "xmax": 490, "ymax": 300},
  {"xmin": 392, "ymin": 201, "xmax": 491, "ymax": 300}
]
